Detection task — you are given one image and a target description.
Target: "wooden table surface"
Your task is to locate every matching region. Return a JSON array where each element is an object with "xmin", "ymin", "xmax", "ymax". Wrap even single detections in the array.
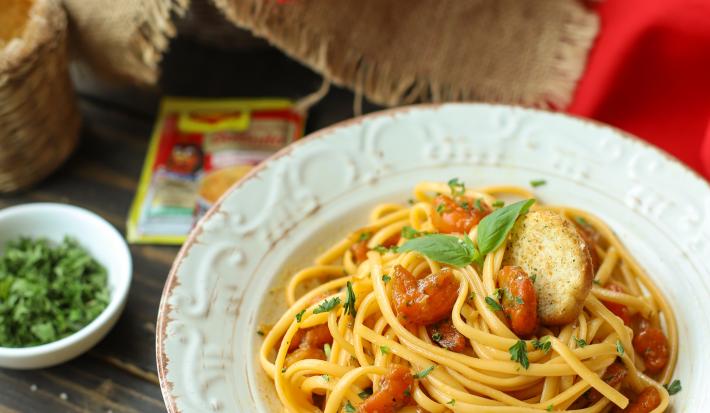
[{"xmin": 0, "ymin": 35, "xmax": 381, "ymax": 413}]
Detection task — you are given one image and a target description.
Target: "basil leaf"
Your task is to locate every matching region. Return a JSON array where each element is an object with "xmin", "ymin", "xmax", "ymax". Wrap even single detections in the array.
[
  {"xmin": 477, "ymin": 199, "xmax": 535, "ymax": 257},
  {"xmin": 398, "ymin": 234, "xmax": 477, "ymax": 267}
]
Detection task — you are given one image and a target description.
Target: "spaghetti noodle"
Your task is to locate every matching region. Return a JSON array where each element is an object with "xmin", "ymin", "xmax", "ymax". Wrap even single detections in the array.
[{"xmin": 259, "ymin": 181, "xmax": 678, "ymax": 413}]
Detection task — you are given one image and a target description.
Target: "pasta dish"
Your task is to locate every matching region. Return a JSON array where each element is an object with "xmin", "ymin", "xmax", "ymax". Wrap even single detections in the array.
[{"xmin": 258, "ymin": 180, "xmax": 679, "ymax": 412}]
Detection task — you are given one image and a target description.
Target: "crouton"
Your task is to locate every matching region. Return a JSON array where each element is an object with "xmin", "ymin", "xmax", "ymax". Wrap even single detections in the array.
[{"xmin": 502, "ymin": 209, "xmax": 593, "ymax": 325}]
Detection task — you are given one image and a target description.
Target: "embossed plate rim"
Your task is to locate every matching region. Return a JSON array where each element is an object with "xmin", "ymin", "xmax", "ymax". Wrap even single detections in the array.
[{"xmin": 157, "ymin": 103, "xmax": 709, "ymax": 412}]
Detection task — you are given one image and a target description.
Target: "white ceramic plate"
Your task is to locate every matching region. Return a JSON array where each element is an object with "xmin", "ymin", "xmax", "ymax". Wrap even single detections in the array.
[{"xmin": 157, "ymin": 104, "xmax": 710, "ymax": 412}]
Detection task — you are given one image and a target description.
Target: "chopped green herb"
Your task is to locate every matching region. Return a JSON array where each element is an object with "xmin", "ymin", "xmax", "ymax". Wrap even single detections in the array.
[
  {"xmin": 616, "ymin": 340, "xmax": 624, "ymax": 356},
  {"xmin": 664, "ymin": 379, "xmax": 682, "ymax": 395},
  {"xmin": 468, "ymin": 292, "xmax": 475, "ymax": 301},
  {"xmin": 373, "ymin": 245, "xmax": 389, "ymax": 254},
  {"xmin": 530, "ymin": 274, "xmax": 537, "ymax": 283},
  {"xmin": 448, "ymin": 178, "xmax": 465, "ymax": 196},
  {"xmin": 382, "ymin": 274, "xmax": 391, "ymax": 283},
  {"xmin": 401, "ymin": 226, "xmax": 421, "ymax": 239},
  {"xmin": 380, "ymin": 346, "xmax": 390, "ymax": 355},
  {"xmin": 281, "ymin": 368, "xmax": 286, "ymax": 373},
  {"xmin": 295, "ymin": 309, "xmax": 306, "ymax": 322},
  {"xmin": 547, "ymin": 404, "xmax": 553, "ymax": 411},
  {"xmin": 313, "ymin": 297, "xmax": 341, "ymax": 314},
  {"xmin": 256, "ymin": 329, "xmax": 264, "ymax": 336},
  {"xmin": 509, "ymin": 340, "xmax": 529, "ymax": 369},
  {"xmin": 593, "ymin": 279, "xmax": 601, "ymax": 286},
  {"xmin": 344, "ymin": 281, "xmax": 357, "ymax": 317},
  {"xmin": 358, "ymin": 389, "xmax": 372, "ymax": 399},
  {"xmin": 431, "ymin": 332, "xmax": 443, "ymax": 342},
  {"xmin": 403, "ymin": 388, "xmax": 411, "ymax": 397},
  {"xmin": 515, "ymin": 296, "xmax": 524, "ymax": 305},
  {"xmin": 492, "ymin": 200, "xmax": 505, "ymax": 208},
  {"xmin": 407, "ymin": 198, "xmax": 415, "ymax": 205},
  {"xmin": 532, "ymin": 337, "xmax": 551, "ymax": 354},
  {"xmin": 530, "ymin": 179, "xmax": 547, "ymax": 187},
  {"xmin": 458, "ymin": 200, "xmax": 470, "ymax": 210},
  {"xmin": 358, "ymin": 232, "xmax": 372, "ymax": 241},
  {"xmin": 447, "ymin": 399, "xmax": 456, "ymax": 406},
  {"xmin": 324, "ymin": 343, "xmax": 332, "ymax": 359},
  {"xmin": 575, "ymin": 216, "xmax": 589, "ymax": 226},
  {"xmin": 0, "ymin": 237, "xmax": 109, "ymax": 348},
  {"xmin": 573, "ymin": 336, "xmax": 587, "ymax": 348},
  {"xmin": 485, "ymin": 296, "xmax": 503, "ymax": 312},
  {"xmin": 344, "ymin": 400, "xmax": 356, "ymax": 413},
  {"xmin": 413, "ymin": 365, "xmax": 435, "ymax": 379},
  {"xmin": 322, "ymin": 374, "xmax": 330, "ymax": 382},
  {"xmin": 474, "ymin": 198, "xmax": 483, "ymax": 211},
  {"xmin": 436, "ymin": 203, "xmax": 447, "ymax": 214}
]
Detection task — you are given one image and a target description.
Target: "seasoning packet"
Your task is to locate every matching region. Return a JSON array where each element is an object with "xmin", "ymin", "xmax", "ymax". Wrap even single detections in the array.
[{"xmin": 127, "ymin": 97, "xmax": 305, "ymax": 244}]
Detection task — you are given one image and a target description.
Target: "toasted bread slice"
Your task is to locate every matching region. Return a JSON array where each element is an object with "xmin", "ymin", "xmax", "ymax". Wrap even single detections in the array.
[{"xmin": 502, "ymin": 209, "xmax": 593, "ymax": 325}]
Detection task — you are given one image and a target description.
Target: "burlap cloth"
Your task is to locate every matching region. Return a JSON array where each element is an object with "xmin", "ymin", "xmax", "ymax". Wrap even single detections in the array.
[{"xmin": 63, "ymin": 0, "xmax": 599, "ymax": 109}]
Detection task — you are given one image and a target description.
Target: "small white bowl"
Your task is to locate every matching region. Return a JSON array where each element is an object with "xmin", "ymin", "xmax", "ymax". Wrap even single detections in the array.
[{"xmin": 0, "ymin": 203, "xmax": 132, "ymax": 369}]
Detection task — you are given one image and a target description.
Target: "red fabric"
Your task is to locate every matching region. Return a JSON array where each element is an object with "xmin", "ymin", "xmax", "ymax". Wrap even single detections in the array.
[{"xmin": 568, "ymin": 0, "xmax": 710, "ymax": 180}]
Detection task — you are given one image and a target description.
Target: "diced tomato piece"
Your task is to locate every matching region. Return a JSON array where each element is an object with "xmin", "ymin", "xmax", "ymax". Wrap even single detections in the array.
[
  {"xmin": 382, "ymin": 233, "xmax": 401, "ymax": 248},
  {"xmin": 427, "ymin": 318, "xmax": 466, "ymax": 352},
  {"xmin": 580, "ymin": 362, "xmax": 627, "ymax": 406},
  {"xmin": 633, "ymin": 327, "xmax": 669, "ymax": 374},
  {"xmin": 625, "ymin": 387, "xmax": 661, "ymax": 413},
  {"xmin": 284, "ymin": 347, "xmax": 325, "ymax": 368},
  {"xmin": 358, "ymin": 365, "xmax": 413, "ymax": 413},
  {"xmin": 350, "ymin": 239, "xmax": 369, "ymax": 264},
  {"xmin": 391, "ymin": 265, "xmax": 459, "ymax": 326},
  {"xmin": 498, "ymin": 266, "xmax": 538, "ymax": 338},
  {"xmin": 431, "ymin": 195, "xmax": 491, "ymax": 234},
  {"xmin": 602, "ymin": 284, "xmax": 632, "ymax": 326}
]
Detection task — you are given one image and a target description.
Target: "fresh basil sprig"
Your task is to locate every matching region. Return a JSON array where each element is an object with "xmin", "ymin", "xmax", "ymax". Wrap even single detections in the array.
[
  {"xmin": 397, "ymin": 234, "xmax": 480, "ymax": 267},
  {"xmin": 397, "ymin": 199, "xmax": 535, "ymax": 267},
  {"xmin": 476, "ymin": 199, "xmax": 535, "ymax": 257}
]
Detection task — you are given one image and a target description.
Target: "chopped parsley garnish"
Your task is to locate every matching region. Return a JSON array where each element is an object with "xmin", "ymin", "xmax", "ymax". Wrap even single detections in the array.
[
  {"xmin": 413, "ymin": 365, "xmax": 435, "ymax": 379},
  {"xmin": 344, "ymin": 400, "xmax": 356, "ymax": 413},
  {"xmin": 322, "ymin": 374, "xmax": 329, "ymax": 382},
  {"xmin": 547, "ymin": 404, "xmax": 553, "ymax": 411},
  {"xmin": 492, "ymin": 200, "xmax": 505, "ymax": 208},
  {"xmin": 373, "ymin": 245, "xmax": 389, "ymax": 253},
  {"xmin": 575, "ymin": 216, "xmax": 589, "ymax": 226},
  {"xmin": 593, "ymin": 279, "xmax": 601, "ymax": 286},
  {"xmin": 358, "ymin": 232, "xmax": 372, "ymax": 241},
  {"xmin": 573, "ymin": 336, "xmax": 587, "ymax": 348},
  {"xmin": 359, "ymin": 389, "xmax": 372, "ymax": 399},
  {"xmin": 530, "ymin": 274, "xmax": 537, "ymax": 283},
  {"xmin": 474, "ymin": 198, "xmax": 483, "ymax": 211},
  {"xmin": 509, "ymin": 340, "xmax": 529, "ymax": 369},
  {"xmin": 515, "ymin": 296, "xmax": 524, "ymax": 305},
  {"xmin": 436, "ymin": 203, "xmax": 446, "ymax": 214},
  {"xmin": 324, "ymin": 343, "xmax": 332, "ymax": 359},
  {"xmin": 382, "ymin": 274, "xmax": 391, "ymax": 283},
  {"xmin": 664, "ymin": 379, "xmax": 682, "ymax": 395},
  {"xmin": 295, "ymin": 309, "xmax": 306, "ymax": 322},
  {"xmin": 532, "ymin": 337, "xmax": 551, "ymax": 354},
  {"xmin": 616, "ymin": 340, "xmax": 625, "ymax": 356},
  {"xmin": 431, "ymin": 332, "xmax": 443, "ymax": 342},
  {"xmin": 403, "ymin": 388, "xmax": 411, "ymax": 397},
  {"xmin": 380, "ymin": 346, "xmax": 390, "ymax": 355},
  {"xmin": 313, "ymin": 297, "xmax": 341, "ymax": 314},
  {"xmin": 407, "ymin": 198, "xmax": 415, "ymax": 205},
  {"xmin": 530, "ymin": 179, "xmax": 547, "ymax": 187},
  {"xmin": 458, "ymin": 200, "xmax": 470, "ymax": 210},
  {"xmin": 447, "ymin": 399, "xmax": 456, "ymax": 406},
  {"xmin": 401, "ymin": 226, "xmax": 422, "ymax": 239},
  {"xmin": 344, "ymin": 281, "xmax": 357, "ymax": 317},
  {"xmin": 281, "ymin": 367, "xmax": 286, "ymax": 373},
  {"xmin": 448, "ymin": 178, "xmax": 465, "ymax": 196},
  {"xmin": 0, "ymin": 237, "xmax": 109, "ymax": 347},
  {"xmin": 485, "ymin": 296, "xmax": 503, "ymax": 312},
  {"xmin": 256, "ymin": 329, "xmax": 264, "ymax": 336}
]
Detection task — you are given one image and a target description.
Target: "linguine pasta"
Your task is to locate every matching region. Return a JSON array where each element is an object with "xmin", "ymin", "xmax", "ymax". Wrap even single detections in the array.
[{"xmin": 258, "ymin": 181, "xmax": 678, "ymax": 413}]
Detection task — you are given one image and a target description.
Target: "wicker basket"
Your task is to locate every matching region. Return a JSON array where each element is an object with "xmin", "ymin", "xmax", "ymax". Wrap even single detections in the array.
[{"xmin": 0, "ymin": 0, "xmax": 80, "ymax": 192}]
